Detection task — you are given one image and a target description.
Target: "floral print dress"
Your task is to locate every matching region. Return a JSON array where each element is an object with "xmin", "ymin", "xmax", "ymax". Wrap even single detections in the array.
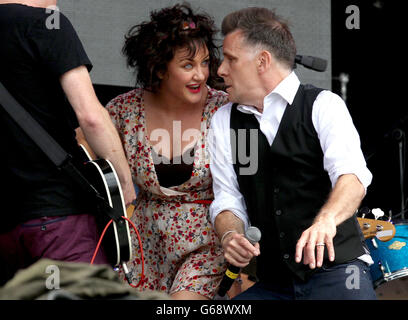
[{"xmin": 107, "ymin": 87, "xmax": 228, "ymax": 298}]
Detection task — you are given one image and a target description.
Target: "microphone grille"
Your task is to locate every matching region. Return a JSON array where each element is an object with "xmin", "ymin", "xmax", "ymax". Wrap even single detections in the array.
[
  {"xmin": 312, "ymin": 57, "xmax": 327, "ymax": 72},
  {"xmin": 245, "ymin": 226, "xmax": 261, "ymax": 244}
]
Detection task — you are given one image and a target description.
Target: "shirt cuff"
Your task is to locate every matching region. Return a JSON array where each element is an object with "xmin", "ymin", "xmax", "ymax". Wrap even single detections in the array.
[
  {"xmin": 210, "ymin": 204, "xmax": 249, "ymax": 231},
  {"xmin": 329, "ymin": 165, "xmax": 373, "ymax": 194}
]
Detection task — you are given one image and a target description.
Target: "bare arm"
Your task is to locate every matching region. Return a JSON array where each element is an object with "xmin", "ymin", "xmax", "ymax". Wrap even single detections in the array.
[
  {"xmin": 214, "ymin": 210, "xmax": 259, "ymax": 268},
  {"xmin": 75, "ymin": 127, "xmax": 97, "ymax": 160},
  {"xmin": 295, "ymin": 173, "xmax": 365, "ymax": 269},
  {"xmin": 60, "ymin": 65, "xmax": 136, "ymax": 205}
]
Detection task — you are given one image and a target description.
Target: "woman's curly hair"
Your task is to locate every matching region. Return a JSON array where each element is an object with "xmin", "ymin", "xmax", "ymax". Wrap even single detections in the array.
[{"xmin": 123, "ymin": 3, "xmax": 221, "ymax": 92}]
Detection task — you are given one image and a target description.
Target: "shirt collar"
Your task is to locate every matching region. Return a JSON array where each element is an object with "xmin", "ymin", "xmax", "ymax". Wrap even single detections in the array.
[
  {"xmin": 236, "ymin": 71, "xmax": 300, "ymax": 115},
  {"xmin": 264, "ymin": 71, "xmax": 300, "ymax": 107}
]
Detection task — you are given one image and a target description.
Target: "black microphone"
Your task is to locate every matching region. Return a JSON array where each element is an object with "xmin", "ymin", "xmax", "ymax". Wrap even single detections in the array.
[
  {"xmin": 295, "ymin": 55, "xmax": 327, "ymax": 72},
  {"xmin": 216, "ymin": 226, "xmax": 262, "ymax": 298}
]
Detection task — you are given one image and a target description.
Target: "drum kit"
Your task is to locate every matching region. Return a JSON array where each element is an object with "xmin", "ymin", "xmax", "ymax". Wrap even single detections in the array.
[
  {"xmin": 358, "ymin": 207, "xmax": 408, "ymax": 300},
  {"xmin": 358, "ymin": 115, "xmax": 407, "ymax": 299}
]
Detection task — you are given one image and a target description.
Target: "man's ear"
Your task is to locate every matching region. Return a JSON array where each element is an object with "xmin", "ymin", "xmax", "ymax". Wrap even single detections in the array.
[{"xmin": 257, "ymin": 50, "xmax": 272, "ymax": 73}]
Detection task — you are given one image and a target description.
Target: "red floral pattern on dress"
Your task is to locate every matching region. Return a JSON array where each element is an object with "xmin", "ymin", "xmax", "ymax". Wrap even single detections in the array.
[{"xmin": 107, "ymin": 87, "xmax": 229, "ymax": 298}]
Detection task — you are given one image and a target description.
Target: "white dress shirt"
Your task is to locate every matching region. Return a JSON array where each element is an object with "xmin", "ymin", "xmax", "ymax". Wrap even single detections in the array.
[{"xmin": 208, "ymin": 71, "xmax": 373, "ymax": 263}]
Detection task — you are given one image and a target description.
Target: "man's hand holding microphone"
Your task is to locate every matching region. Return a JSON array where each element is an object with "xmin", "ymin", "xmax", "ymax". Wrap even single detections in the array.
[{"xmin": 216, "ymin": 226, "xmax": 261, "ymax": 298}]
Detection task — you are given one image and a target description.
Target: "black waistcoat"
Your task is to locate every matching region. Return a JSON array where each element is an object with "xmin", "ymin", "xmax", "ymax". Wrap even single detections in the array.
[{"xmin": 230, "ymin": 84, "xmax": 365, "ymax": 283}]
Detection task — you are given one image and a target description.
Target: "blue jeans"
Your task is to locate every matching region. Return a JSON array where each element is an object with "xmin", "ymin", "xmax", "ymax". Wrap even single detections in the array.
[{"xmin": 233, "ymin": 260, "xmax": 377, "ymax": 300}]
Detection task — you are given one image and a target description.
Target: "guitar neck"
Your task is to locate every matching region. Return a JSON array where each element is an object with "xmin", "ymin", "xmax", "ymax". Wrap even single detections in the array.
[{"xmin": 357, "ymin": 217, "xmax": 396, "ymax": 242}]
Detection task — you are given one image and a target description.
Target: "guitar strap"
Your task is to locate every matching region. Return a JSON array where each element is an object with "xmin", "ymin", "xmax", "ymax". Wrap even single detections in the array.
[{"xmin": 0, "ymin": 81, "xmax": 120, "ymax": 223}]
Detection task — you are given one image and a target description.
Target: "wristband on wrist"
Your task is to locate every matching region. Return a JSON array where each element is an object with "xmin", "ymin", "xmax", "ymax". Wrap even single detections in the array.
[{"xmin": 220, "ymin": 230, "xmax": 237, "ymax": 244}]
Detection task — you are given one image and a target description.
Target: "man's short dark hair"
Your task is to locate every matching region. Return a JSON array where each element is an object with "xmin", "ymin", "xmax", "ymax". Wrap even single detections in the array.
[{"xmin": 221, "ymin": 7, "xmax": 296, "ymax": 70}]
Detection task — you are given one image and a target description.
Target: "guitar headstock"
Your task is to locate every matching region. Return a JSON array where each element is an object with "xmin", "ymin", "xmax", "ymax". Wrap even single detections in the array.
[{"xmin": 357, "ymin": 217, "xmax": 396, "ymax": 242}]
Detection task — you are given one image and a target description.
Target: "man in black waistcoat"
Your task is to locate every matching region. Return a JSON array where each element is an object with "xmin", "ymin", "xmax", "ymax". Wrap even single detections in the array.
[{"xmin": 208, "ymin": 7, "xmax": 377, "ymax": 299}]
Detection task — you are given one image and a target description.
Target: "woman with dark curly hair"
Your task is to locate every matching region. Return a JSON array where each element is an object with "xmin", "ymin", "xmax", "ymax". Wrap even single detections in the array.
[{"xmin": 106, "ymin": 3, "xmax": 229, "ymax": 299}]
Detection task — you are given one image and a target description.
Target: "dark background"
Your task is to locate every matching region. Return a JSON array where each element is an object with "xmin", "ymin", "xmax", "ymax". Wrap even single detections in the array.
[
  {"xmin": 331, "ymin": 0, "xmax": 406, "ymax": 219},
  {"xmin": 95, "ymin": 0, "xmax": 407, "ymax": 219}
]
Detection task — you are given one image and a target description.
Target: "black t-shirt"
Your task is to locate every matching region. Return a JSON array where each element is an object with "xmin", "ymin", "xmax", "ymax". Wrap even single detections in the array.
[{"xmin": 0, "ymin": 4, "xmax": 94, "ymax": 232}]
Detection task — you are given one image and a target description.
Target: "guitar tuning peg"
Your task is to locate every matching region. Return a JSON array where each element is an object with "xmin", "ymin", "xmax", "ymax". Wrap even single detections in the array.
[
  {"xmin": 372, "ymin": 208, "xmax": 385, "ymax": 220},
  {"xmin": 359, "ymin": 206, "xmax": 371, "ymax": 218}
]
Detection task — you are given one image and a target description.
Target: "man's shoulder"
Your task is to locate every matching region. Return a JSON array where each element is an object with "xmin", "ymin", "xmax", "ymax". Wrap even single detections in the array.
[
  {"xmin": 297, "ymin": 84, "xmax": 345, "ymax": 108},
  {"xmin": 1, "ymin": 4, "xmax": 69, "ymax": 25},
  {"xmin": 211, "ymin": 101, "xmax": 233, "ymax": 123},
  {"xmin": 312, "ymin": 88, "xmax": 344, "ymax": 106}
]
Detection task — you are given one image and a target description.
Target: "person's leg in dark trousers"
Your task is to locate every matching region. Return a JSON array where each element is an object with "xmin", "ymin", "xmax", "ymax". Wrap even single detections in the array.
[
  {"xmin": 233, "ymin": 260, "xmax": 377, "ymax": 300},
  {"xmin": 293, "ymin": 259, "xmax": 377, "ymax": 300},
  {"xmin": 233, "ymin": 281, "xmax": 294, "ymax": 300},
  {"xmin": 0, "ymin": 213, "xmax": 108, "ymax": 285}
]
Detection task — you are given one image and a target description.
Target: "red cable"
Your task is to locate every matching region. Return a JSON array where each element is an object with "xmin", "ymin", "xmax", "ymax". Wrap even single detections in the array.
[
  {"xmin": 121, "ymin": 215, "xmax": 145, "ymax": 288},
  {"xmin": 90, "ymin": 216, "xmax": 145, "ymax": 289},
  {"xmin": 90, "ymin": 218, "xmax": 113, "ymax": 265}
]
